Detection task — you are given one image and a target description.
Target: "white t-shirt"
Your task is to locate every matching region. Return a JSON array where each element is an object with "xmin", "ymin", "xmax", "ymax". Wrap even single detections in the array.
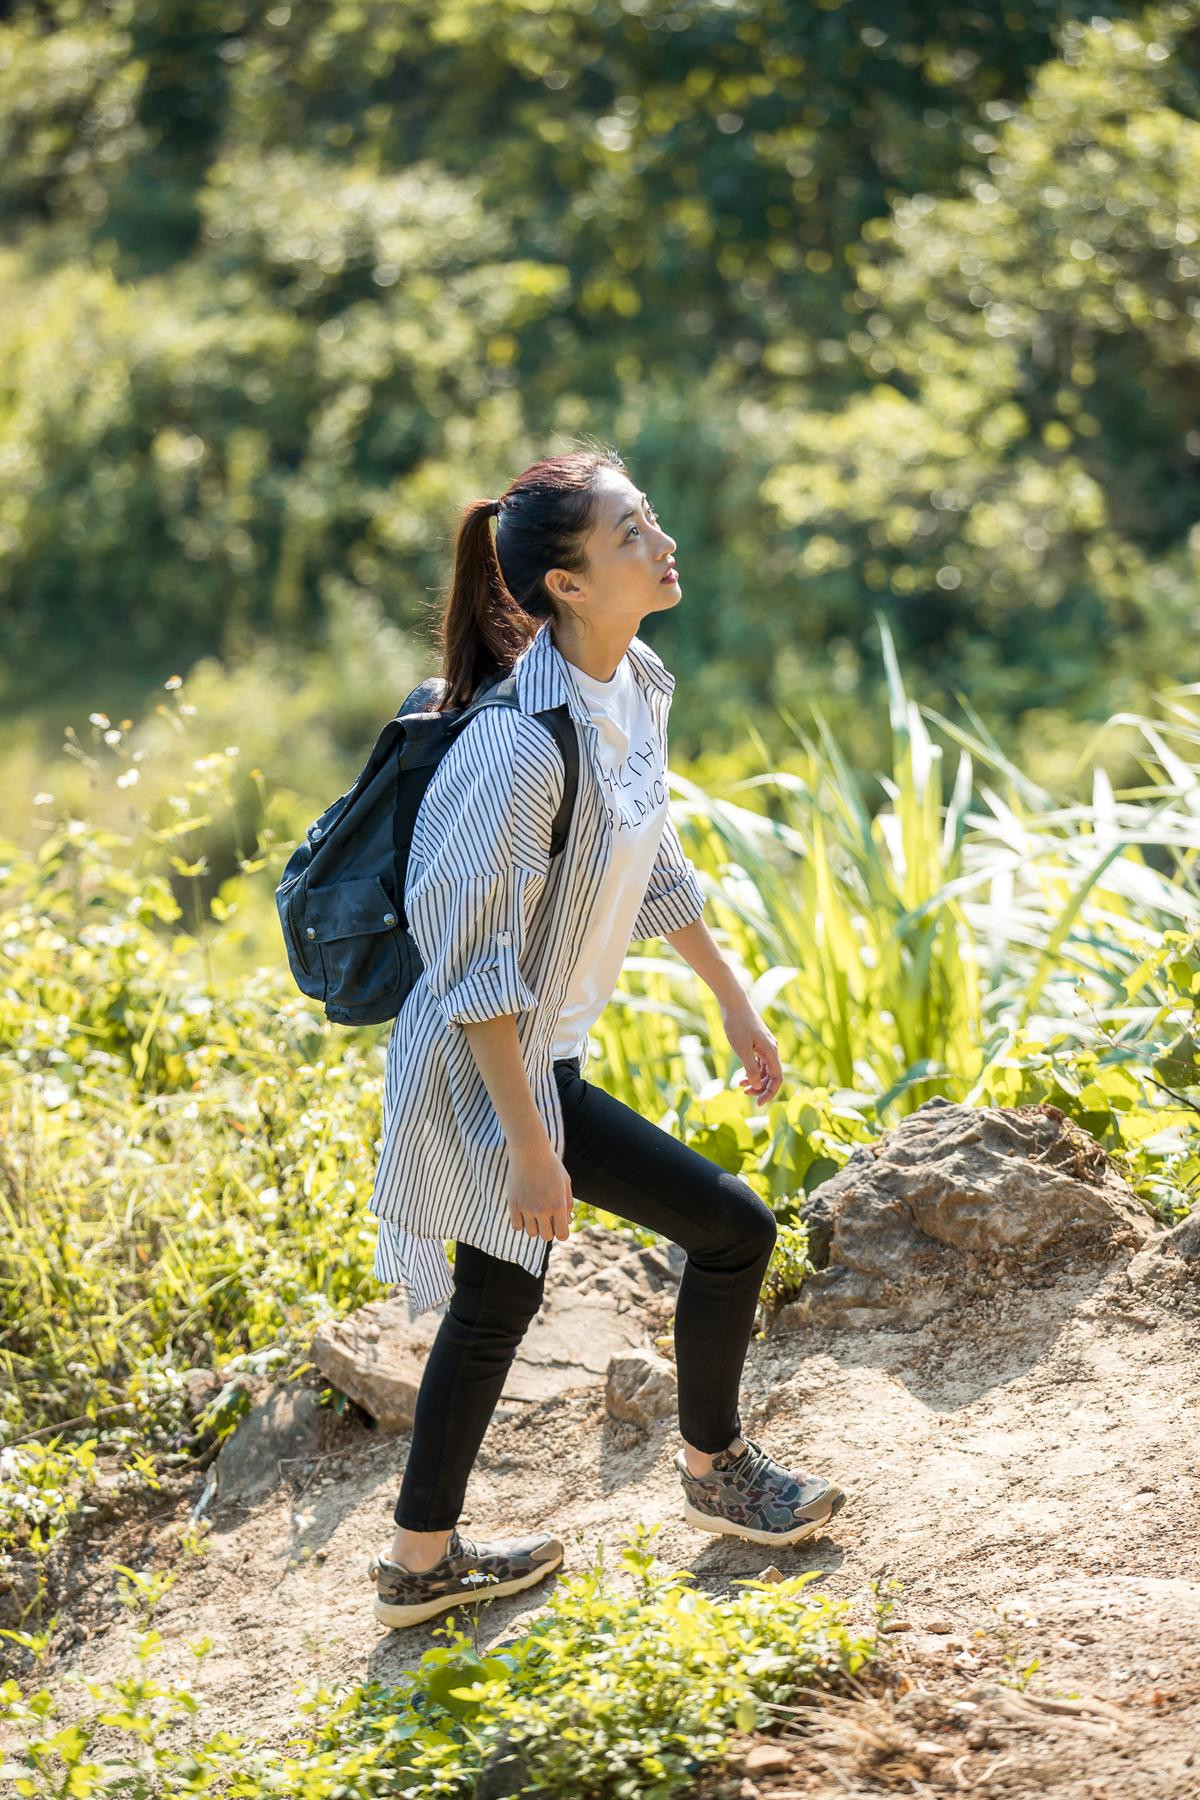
[{"xmin": 550, "ymin": 650, "xmax": 669, "ymax": 1060}]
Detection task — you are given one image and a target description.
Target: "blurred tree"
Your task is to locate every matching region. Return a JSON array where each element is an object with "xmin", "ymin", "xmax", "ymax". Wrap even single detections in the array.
[
  {"xmin": 103, "ymin": 0, "xmax": 240, "ymax": 273},
  {"xmin": 759, "ymin": 3, "xmax": 1200, "ymax": 718},
  {"xmin": 0, "ymin": 0, "xmax": 1188, "ymax": 760}
]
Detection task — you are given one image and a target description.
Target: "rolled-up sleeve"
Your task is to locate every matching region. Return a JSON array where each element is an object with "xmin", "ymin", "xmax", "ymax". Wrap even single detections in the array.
[
  {"xmin": 629, "ymin": 808, "xmax": 706, "ymax": 943},
  {"xmin": 404, "ymin": 706, "xmax": 563, "ymax": 1032}
]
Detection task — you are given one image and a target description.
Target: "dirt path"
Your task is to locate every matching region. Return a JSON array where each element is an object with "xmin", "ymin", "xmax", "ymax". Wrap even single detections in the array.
[{"xmin": 6, "ymin": 1247, "xmax": 1199, "ymax": 1797}]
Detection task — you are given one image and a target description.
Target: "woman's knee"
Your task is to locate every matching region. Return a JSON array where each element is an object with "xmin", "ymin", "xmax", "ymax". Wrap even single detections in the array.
[{"xmin": 714, "ymin": 1176, "xmax": 778, "ymax": 1263}]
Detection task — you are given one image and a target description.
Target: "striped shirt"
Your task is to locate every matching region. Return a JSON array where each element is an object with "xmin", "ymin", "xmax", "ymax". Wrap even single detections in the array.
[{"xmin": 368, "ymin": 617, "xmax": 707, "ymax": 1319}]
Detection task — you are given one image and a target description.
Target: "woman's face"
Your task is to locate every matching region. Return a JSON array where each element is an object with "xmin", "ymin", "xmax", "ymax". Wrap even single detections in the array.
[{"xmin": 545, "ymin": 468, "xmax": 681, "ymax": 626}]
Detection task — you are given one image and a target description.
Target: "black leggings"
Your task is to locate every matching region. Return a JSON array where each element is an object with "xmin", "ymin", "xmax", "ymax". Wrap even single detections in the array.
[{"xmin": 394, "ymin": 1055, "xmax": 778, "ymax": 1532}]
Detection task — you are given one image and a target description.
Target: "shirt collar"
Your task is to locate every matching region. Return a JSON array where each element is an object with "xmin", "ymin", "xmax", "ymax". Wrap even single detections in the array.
[{"xmin": 512, "ymin": 616, "xmax": 674, "ymax": 730}]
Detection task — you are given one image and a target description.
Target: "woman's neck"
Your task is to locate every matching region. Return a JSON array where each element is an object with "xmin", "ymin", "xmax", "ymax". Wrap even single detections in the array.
[{"xmin": 551, "ymin": 619, "xmax": 634, "ymax": 684}]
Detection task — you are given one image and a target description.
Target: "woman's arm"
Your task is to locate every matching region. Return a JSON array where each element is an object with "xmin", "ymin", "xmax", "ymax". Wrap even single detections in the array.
[{"xmin": 461, "ymin": 1013, "xmax": 554, "ymax": 1153}]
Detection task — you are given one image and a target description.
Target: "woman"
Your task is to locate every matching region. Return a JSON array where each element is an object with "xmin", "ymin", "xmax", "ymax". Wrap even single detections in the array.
[{"xmin": 367, "ymin": 446, "xmax": 846, "ymax": 1629}]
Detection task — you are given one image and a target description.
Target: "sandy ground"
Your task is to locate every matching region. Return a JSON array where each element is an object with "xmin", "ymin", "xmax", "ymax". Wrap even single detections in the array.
[{"xmin": 4, "ymin": 1247, "xmax": 1198, "ymax": 1798}]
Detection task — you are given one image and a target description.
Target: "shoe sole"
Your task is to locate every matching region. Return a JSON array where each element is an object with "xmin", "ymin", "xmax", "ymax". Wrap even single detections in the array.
[
  {"xmin": 682, "ymin": 1485, "xmax": 847, "ymax": 1547},
  {"xmin": 372, "ymin": 1548, "xmax": 565, "ymax": 1630}
]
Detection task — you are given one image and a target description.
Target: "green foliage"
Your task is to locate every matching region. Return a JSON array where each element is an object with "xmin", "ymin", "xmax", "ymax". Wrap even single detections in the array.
[
  {"xmin": 0, "ymin": 1440, "xmax": 95, "ymax": 1563},
  {"xmin": 0, "ymin": 728, "xmax": 392, "ymax": 1589},
  {"xmin": 761, "ymin": 3, "xmax": 1200, "ymax": 717},
  {"xmin": 0, "ymin": 1524, "xmax": 876, "ymax": 1798},
  {"xmin": 3, "ymin": 0, "xmax": 1189, "ymax": 767},
  {"xmin": 2, "ymin": 11, "xmax": 1197, "ymax": 1790}
]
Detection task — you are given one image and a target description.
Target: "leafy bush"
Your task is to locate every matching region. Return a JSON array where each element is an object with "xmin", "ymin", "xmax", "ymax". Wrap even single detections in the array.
[{"xmin": 0, "ymin": 1523, "xmax": 877, "ymax": 1799}]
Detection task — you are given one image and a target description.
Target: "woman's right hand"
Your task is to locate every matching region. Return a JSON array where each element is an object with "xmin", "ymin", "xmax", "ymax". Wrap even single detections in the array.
[{"xmin": 506, "ymin": 1142, "xmax": 574, "ymax": 1242}]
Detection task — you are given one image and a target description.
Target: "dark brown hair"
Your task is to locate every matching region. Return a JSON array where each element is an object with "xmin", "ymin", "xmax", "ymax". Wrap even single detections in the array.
[{"xmin": 432, "ymin": 441, "xmax": 626, "ymax": 712}]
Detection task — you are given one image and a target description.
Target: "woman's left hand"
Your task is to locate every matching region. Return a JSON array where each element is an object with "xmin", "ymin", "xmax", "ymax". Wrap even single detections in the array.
[{"xmin": 719, "ymin": 993, "xmax": 783, "ymax": 1105}]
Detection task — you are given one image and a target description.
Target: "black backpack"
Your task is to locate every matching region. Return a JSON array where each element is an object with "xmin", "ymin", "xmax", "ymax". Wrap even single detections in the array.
[{"xmin": 274, "ymin": 670, "xmax": 580, "ymax": 1026}]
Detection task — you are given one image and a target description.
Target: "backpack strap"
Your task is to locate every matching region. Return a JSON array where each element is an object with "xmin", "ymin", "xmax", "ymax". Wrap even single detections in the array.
[
  {"xmin": 400, "ymin": 673, "xmax": 579, "ymax": 860},
  {"xmin": 530, "ymin": 705, "xmax": 580, "ymax": 860},
  {"xmin": 465, "ymin": 680, "xmax": 579, "ymax": 860}
]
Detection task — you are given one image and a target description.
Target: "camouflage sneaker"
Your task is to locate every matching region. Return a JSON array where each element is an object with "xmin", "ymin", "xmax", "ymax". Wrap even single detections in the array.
[
  {"xmin": 368, "ymin": 1525, "xmax": 564, "ymax": 1629},
  {"xmin": 675, "ymin": 1435, "xmax": 846, "ymax": 1547}
]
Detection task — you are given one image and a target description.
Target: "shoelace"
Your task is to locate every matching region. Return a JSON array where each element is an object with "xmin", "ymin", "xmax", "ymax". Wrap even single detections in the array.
[
  {"xmin": 714, "ymin": 1435, "xmax": 814, "ymax": 1497},
  {"xmin": 450, "ymin": 1531, "xmax": 513, "ymax": 1591},
  {"xmin": 717, "ymin": 1435, "xmax": 774, "ymax": 1493}
]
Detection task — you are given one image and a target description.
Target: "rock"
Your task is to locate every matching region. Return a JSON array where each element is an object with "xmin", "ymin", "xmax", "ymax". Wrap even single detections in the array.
[
  {"xmin": 509, "ymin": 1299, "xmax": 649, "ymax": 1400},
  {"xmin": 925, "ymin": 1618, "xmax": 954, "ymax": 1634},
  {"xmin": 313, "ymin": 1224, "xmax": 668, "ymax": 1432},
  {"xmin": 738, "ymin": 1743, "xmax": 792, "ymax": 1775},
  {"xmin": 552, "ymin": 1227, "xmax": 678, "ymax": 1315},
  {"xmin": 1127, "ymin": 1209, "xmax": 1200, "ymax": 1290},
  {"xmin": 605, "ymin": 1349, "xmax": 678, "ymax": 1427},
  {"xmin": 636, "ymin": 1243, "xmax": 685, "ymax": 1289},
  {"xmin": 773, "ymin": 1097, "xmax": 1151, "ymax": 1332},
  {"xmin": 313, "ymin": 1294, "xmax": 440, "ymax": 1433},
  {"xmin": 1168, "ymin": 1210, "xmax": 1200, "ymax": 1260},
  {"xmin": 214, "ymin": 1385, "xmax": 332, "ymax": 1507},
  {"xmin": 181, "ymin": 1366, "xmax": 223, "ymax": 1420}
]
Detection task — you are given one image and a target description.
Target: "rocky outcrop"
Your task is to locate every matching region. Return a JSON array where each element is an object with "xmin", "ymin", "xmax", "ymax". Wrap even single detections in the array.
[
  {"xmin": 1126, "ymin": 1207, "xmax": 1200, "ymax": 1306},
  {"xmin": 311, "ymin": 1225, "xmax": 681, "ymax": 1432},
  {"xmin": 214, "ymin": 1384, "xmax": 334, "ymax": 1507},
  {"xmin": 774, "ymin": 1096, "xmax": 1152, "ymax": 1332}
]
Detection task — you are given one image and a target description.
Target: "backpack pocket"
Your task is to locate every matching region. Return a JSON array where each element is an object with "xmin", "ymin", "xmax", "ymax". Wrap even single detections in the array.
[{"xmin": 302, "ymin": 874, "xmax": 403, "ymax": 1012}]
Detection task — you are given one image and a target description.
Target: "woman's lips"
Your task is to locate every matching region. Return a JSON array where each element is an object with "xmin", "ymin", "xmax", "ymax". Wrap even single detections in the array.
[{"xmin": 660, "ymin": 567, "xmax": 679, "ymax": 584}]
